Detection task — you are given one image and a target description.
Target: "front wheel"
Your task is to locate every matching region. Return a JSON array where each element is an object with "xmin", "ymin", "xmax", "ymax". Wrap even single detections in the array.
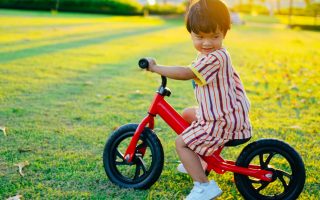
[
  {"xmin": 234, "ymin": 139, "xmax": 305, "ymax": 200},
  {"xmin": 103, "ymin": 124, "xmax": 164, "ymax": 189}
]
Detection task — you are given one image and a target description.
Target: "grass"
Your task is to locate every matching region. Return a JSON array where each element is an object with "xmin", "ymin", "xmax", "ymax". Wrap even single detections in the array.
[
  {"xmin": 0, "ymin": 9, "xmax": 319, "ymax": 199},
  {"xmin": 241, "ymin": 13, "xmax": 320, "ymax": 26}
]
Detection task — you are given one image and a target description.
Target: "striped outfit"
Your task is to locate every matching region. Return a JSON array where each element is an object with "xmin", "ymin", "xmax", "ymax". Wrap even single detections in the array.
[{"xmin": 182, "ymin": 48, "xmax": 252, "ymax": 156}]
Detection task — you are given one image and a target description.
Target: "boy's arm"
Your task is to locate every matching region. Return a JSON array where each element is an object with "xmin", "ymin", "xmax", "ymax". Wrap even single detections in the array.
[
  {"xmin": 151, "ymin": 65, "xmax": 195, "ymax": 80},
  {"xmin": 147, "ymin": 58, "xmax": 196, "ymax": 80}
]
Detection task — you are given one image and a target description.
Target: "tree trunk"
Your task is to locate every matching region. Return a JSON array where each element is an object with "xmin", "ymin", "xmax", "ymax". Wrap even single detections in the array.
[
  {"xmin": 55, "ymin": 0, "xmax": 59, "ymax": 11},
  {"xmin": 277, "ymin": 0, "xmax": 280, "ymax": 14},
  {"xmin": 288, "ymin": 0, "xmax": 293, "ymax": 26}
]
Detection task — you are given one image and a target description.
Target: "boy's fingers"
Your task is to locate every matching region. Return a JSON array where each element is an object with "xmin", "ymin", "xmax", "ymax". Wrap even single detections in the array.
[{"xmin": 146, "ymin": 57, "xmax": 156, "ymax": 65}]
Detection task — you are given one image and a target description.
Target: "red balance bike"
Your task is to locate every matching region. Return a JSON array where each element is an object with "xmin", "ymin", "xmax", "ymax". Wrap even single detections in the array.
[{"xmin": 103, "ymin": 59, "xmax": 306, "ymax": 200}]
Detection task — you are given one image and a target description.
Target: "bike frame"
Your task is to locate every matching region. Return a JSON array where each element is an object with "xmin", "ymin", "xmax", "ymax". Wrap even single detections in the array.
[{"xmin": 124, "ymin": 91, "xmax": 273, "ymax": 182}]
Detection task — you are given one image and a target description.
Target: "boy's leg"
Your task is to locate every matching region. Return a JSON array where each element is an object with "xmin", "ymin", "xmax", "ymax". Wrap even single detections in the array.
[
  {"xmin": 175, "ymin": 135, "xmax": 208, "ymax": 183},
  {"xmin": 176, "ymin": 135, "xmax": 223, "ymax": 199}
]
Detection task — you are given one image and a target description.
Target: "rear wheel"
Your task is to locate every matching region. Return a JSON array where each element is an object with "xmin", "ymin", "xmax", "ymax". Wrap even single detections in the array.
[
  {"xmin": 234, "ymin": 139, "xmax": 305, "ymax": 200},
  {"xmin": 103, "ymin": 124, "xmax": 164, "ymax": 189}
]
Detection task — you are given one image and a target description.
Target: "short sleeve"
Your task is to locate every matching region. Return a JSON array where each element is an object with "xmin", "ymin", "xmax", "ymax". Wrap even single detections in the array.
[{"xmin": 189, "ymin": 54, "xmax": 220, "ymax": 86}]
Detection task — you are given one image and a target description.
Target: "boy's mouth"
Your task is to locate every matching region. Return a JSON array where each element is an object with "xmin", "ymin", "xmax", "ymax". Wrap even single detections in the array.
[{"xmin": 202, "ymin": 48, "xmax": 214, "ymax": 53}]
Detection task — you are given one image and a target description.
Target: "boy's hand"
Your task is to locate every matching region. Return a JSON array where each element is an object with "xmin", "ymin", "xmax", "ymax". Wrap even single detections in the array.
[{"xmin": 145, "ymin": 58, "xmax": 157, "ymax": 72}]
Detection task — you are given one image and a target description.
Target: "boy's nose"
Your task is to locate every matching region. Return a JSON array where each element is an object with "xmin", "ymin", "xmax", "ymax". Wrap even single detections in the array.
[{"xmin": 203, "ymin": 39, "xmax": 213, "ymax": 46}]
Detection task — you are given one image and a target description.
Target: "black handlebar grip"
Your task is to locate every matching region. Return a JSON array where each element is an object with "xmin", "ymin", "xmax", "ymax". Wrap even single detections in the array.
[{"xmin": 138, "ymin": 58, "xmax": 149, "ymax": 69}]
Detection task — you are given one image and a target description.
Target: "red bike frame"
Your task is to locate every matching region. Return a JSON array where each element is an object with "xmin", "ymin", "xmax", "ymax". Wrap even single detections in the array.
[{"xmin": 124, "ymin": 92, "xmax": 273, "ymax": 182}]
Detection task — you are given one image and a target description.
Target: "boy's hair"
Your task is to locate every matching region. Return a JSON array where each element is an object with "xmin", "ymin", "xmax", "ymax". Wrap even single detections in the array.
[{"xmin": 186, "ymin": 0, "xmax": 231, "ymax": 36}]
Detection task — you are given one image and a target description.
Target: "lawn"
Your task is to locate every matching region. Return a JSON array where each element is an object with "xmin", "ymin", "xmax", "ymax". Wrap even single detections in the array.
[{"xmin": 0, "ymin": 9, "xmax": 319, "ymax": 199}]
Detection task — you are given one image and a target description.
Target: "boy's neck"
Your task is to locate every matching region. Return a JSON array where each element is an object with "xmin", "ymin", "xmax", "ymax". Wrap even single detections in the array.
[{"xmin": 198, "ymin": 47, "xmax": 225, "ymax": 58}]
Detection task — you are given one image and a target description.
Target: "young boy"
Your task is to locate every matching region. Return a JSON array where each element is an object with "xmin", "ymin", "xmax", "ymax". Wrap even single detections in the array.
[{"xmin": 146, "ymin": 0, "xmax": 252, "ymax": 199}]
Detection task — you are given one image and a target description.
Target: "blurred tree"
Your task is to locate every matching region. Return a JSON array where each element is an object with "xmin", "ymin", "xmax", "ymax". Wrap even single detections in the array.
[
  {"xmin": 249, "ymin": 0, "xmax": 253, "ymax": 12},
  {"xmin": 277, "ymin": 0, "xmax": 281, "ymax": 14},
  {"xmin": 55, "ymin": 0, "xmax": 59, "ymax": 10},
  {"xmin": 289, "ymin": 0, "xmax": 293, "ymax": 25},
  {"xmin": 306, "ymin": 0, "xmax": 320, "ymax": 25},
  {"xmin": 304, "ymin": 0, "xmax": 311, "ymax": 3}
]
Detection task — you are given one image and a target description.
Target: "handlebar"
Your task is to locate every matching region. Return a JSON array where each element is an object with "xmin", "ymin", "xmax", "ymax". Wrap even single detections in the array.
[
  {"xmin": 160, "ymin": 76, "xmax": 167, "ymax": 88},
  {"xmin": 138, "ymin": 58, "xmax": 149, "ymax": 69},
  {"xmin": 138, "ymin": 58, "xmax": 167, "ymax": 88}
]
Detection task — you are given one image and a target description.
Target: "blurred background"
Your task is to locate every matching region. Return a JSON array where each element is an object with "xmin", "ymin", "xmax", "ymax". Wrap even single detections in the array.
[{"xmin": 0, "ymin": 0, "xmax": 319, "ymax": 27}]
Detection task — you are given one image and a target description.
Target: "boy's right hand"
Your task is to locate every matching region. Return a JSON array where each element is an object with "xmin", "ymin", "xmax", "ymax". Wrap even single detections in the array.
[{"xmin": 145, "ymin": 57, "xmax": 157, "ymax": 72}]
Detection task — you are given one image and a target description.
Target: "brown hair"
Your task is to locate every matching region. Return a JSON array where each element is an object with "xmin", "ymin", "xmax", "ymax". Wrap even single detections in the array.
[{"xmin": 186, "ymin": 0, "xmax": 231, "ymax": 36}]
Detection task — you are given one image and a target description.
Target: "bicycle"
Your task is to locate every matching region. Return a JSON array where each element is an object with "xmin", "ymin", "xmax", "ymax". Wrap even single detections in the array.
[{"xmin": 103, "ymin": 58, "xmax": 306, "ymax": 200}]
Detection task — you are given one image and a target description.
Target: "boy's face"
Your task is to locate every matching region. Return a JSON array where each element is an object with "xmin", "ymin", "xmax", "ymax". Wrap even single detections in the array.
[{"xmin": 191, "ymin": 29, "xmax": 225, "ymax": 55}]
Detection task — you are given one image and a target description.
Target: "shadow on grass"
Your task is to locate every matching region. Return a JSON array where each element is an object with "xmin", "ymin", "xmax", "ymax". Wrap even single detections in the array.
[
  {"xmin": 0, "ymin": 25, "xmax": 175, "ymax": 63},
  {"xmin": 289, "ymin": 24, "xmax": 320, "ymax": 31}
]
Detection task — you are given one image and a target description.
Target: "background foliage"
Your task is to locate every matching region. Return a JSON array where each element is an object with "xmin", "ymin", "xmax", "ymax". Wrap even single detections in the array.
[
  {"xmin": 0, "ymin": 0, "xmax": 143, "ymax": 15},
  {"xmin": 0, "ymin": 0, "xmax": 320, "ymax": 17}
]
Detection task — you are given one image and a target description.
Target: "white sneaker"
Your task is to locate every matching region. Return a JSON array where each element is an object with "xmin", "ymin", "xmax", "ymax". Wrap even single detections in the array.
[
  {"xmin": 185, "ymin": 180, "xmax": 222, "ymax": 200},
  {"xmin": 177, "ymin": 158, "xmax": 208, "ymax": 174}
]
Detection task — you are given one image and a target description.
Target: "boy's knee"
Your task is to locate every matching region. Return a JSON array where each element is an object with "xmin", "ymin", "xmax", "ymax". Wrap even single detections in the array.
[
  {"xmin": 181, "ymin": 108, "xmax": 191, "ymax": 119},
  {"xmin": 182, "ymin": 107, "xmax": 196, "ymax": 124}
]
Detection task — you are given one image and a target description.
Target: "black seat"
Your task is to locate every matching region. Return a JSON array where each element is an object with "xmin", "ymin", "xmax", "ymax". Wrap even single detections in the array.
[{"xmin": 224, "ymin": 137, "xmax": 251, "ymax": 147}]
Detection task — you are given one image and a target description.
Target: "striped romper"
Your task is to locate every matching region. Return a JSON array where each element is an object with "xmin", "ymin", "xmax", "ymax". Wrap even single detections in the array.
[{"xmin": 181, "ymin": 48, "xmax": 252, "ymax": 156}]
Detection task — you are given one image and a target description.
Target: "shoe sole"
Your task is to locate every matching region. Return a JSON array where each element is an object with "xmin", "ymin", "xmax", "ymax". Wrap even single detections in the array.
[{"xmin": 211, "ymin": 190, "xmax": 222, "ymax": 200}]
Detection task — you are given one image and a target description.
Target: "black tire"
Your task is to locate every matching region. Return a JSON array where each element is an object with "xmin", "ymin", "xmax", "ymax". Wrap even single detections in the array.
[
  {"xmin": 234, "ymin": 139, "xmax": 305, "ymax": 200},
  {"xmin": 103, "ymin": 123, "xmax": 164, "ymax": 189}
]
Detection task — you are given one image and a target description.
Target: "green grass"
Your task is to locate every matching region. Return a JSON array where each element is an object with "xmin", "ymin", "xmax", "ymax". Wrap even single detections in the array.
[
  {"xmin": 240, "ymin": 13, "xmax": 320, "ymax": 26},
  {"xmin": 0, "ymin": 9, "xmax": 319, "ymax": 199}
]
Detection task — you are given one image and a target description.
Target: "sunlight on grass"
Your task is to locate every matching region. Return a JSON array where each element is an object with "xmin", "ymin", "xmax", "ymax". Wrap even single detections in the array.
[
  {"xmin": 278, "ymin": 15, "xmax": 320, "ymax": 25},
  {"xmin": 0, "ymin": 15, "xmax": 164, "ymax": 50},
  {"xmin": 0, "ymin": 25, "xmax": 189, "ymax": 101}
]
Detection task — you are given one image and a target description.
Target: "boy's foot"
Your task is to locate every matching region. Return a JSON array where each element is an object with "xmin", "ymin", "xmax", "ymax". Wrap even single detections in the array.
[{"xmin": 186, "ymin": 180, "xmax": 222, "ymax": 200}]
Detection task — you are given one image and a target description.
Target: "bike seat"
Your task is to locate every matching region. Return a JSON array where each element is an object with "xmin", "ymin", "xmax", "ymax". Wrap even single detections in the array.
[{"xmin": 225, "ymin": 137, "xmax": 251, "ymax": 147}]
